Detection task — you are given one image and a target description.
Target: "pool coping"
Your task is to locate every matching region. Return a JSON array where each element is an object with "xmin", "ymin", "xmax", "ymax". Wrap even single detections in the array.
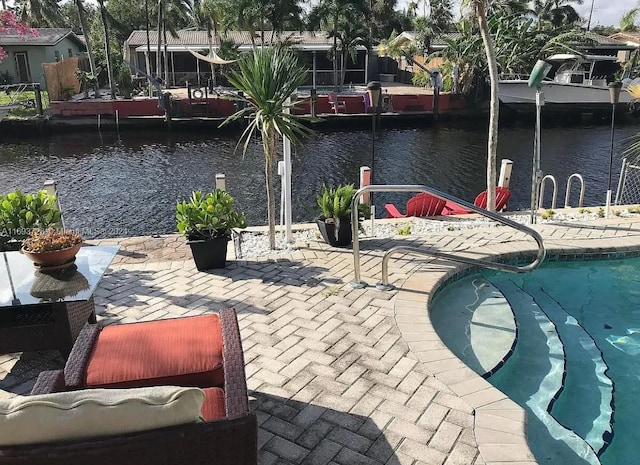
[{"xmin": 394, "ymin": 233, "xmax": 640, "ymax": 465}]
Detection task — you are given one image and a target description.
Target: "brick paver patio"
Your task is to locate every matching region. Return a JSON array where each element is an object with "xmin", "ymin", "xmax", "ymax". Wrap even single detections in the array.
[{"xmin": 2, "ymin": 216, "xmax": 640, "ymax": 465}]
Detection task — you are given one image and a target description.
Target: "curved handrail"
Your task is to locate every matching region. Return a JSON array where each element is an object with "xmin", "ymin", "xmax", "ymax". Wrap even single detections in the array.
[
  {"xmin": 350, "ymin": 185, "xmax": 546, "ymax": 288},
  {"xmin": 564, "ymin": 174, "xmax": 585, "ymax": 208},
  {"xmin": 539, "ymin": 175, "xmax": 557, "ymax": 210}
]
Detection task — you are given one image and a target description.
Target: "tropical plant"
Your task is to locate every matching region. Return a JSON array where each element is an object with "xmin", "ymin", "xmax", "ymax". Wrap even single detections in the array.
[
  {"xmin": 176, "ymin": 190, "xmax": 246, "ymax": 240},
  {"xmin": 621, "ymin": 7, "xmax": 640, "ymax": 32},
  {"xmin": 22, "ymin": 228, "xmax": 83, "ymax": 253},
  {"xmin": 222, "ymin": 46, "xmax": 314, "ymax": 249},
  {"xmin": 317, "ymin": 183, "xmax": 357, "ymax": 219},
  {"xmin": 74, "ymin": 0, "xmax": 100, "ymax": 96},
  {"xmin": 533, "ymin": 0, "xmax": 584, "ymax": 28},
  {"xmin": 14, "ymin": 0, "xmax": 63, "ymax": 27}
]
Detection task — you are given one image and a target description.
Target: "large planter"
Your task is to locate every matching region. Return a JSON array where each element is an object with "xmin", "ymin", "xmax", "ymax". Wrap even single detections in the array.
[
  {"xmin": 187, "ymin": 236, "xmax": 230, "ymax": 271},
  {"xmin": 316, "ymin": 216, "xmax": 352, "ymax": 247},
  {"xmin": 21, "ymin": 243, "xmax": 82, "ymax": 270}
]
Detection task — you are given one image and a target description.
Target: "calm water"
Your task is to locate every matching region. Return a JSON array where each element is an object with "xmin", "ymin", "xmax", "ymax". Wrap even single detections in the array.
[{"xmin": 0, "ymin": 121, "xmax": 638, "ymax": 238}]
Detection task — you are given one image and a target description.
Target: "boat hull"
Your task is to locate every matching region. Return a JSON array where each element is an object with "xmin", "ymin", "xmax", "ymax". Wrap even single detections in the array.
[{"xmin": 499, "ymin": 80, "xmax": 633, "ymax": 114}]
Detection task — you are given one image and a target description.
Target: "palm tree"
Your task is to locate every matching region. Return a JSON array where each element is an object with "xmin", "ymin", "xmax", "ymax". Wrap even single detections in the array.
[
  {"xmin": 14, "ymin": 0, "xmax": 63, "ymax": 27},
  {"xmin": 193, "ymin": 0, "xmax": 225, "ymax": 86},
  {"xmin": 308, "ymin": 0, "xmax": 368, "ymax": 90},
  {"xmin": 621, "ymin": 8, "xmax": 640, "ymax": 32},
  {"xmin": 533, "ymin": 0, "xmax": 583, "ymax": 28},
  {"xmin": 74, "ymin": 0, "xmax": 100, "ymax": 96},
  {"xmin": 466, "ymin": 0, "xmax": 498, "ymax": 212},
  {"xmin": 97, "ymin": 0, "xmax": 116, "ymax": 99},
  {"xmin": 222, "ymin": 47, "xmax": 314, "ymax": 249}
]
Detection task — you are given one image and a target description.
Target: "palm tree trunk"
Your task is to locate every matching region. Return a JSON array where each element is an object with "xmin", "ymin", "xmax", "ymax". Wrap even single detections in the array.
[
  {"xmin": 163, "ymin": 19, "xmax": 169, "ymax": 85},
  {"xmin": 476, "ymin": 1, "xmax": 498, "ymax": 212},
  {"xmin": 156, "ymin": 0, "xmax": 162, "ymax": 83},
  {"xmin": 145, "ymin": 0, "xmax": 153, "ymax": 96},
  {"xmin": 264, "ymin": 127, "xmax": 278, "ymax": 250},
  {"xmin": 98, "ymin": 0, "xmax": 116, "ymax": 99},
  {"xmin": 75, "ymin": 0, "xmax": 99, "ymax": 97},
  {"xmin": 207, "ymin": 26, "xmax": 215, "ymax": 87}
]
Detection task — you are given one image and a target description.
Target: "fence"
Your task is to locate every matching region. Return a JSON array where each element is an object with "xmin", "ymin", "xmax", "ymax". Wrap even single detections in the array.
[{"xmin": 616, "ymin": 158, "xmax": 640, "ymax": 205}]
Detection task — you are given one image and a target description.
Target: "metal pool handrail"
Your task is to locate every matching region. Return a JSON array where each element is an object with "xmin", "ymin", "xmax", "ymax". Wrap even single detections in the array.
[{"xmin": 350, "ymin": 185, "xmax": 546, "ymax": 288}]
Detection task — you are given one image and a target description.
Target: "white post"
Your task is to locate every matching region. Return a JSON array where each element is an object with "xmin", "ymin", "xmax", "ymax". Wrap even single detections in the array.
[
  {"xmin": 530, "ymin": 89, "xmax": 544, "ymax": 224},
  {"xmin": 215, "ymin": 173, "xmax": 226, "ymax": 191},
  {"xmin": 360, "ymin": 166, "xmax": 371, "ymax": 205},
  {"xmin": 43, "ymin": 180, "xmax": 65, "ymax": 229},
  {"xmin": 498, "ymin": 159, "xmax": 513, "ymax": 188},
  {"xmin": 283, "ymin": 97, "xmax": 293, "ymax": 243},
  {"xmin": 278, "ymin": 160, "xmax": 285, "ymax": 229},
  {"xmin": 312, "ymin": 51, "xmax": 317, "ymax": 89},
  {"xmin": 115, "ymin": 109, "xmax": 120, "ymax": 131},
  {"xmin": 364, "ymin": 52, "xmax": 369, "ymax": 84}
]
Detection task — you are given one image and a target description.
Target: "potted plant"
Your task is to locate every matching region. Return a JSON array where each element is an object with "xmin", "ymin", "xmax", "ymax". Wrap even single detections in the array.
[
  {"xmin": 316, "ymin": 184, "xmax": 368, "ymax": 247},
  {"xmin": 0, "ymin": 189, "xmax": 62, "ymax": 251},
  {"xmin": 21, "ymin": 228, "xmax": 83, "ymax": 270},
  {"xmin": 176, "ymin": 190, "xmax": 246, "ymax": 271}
]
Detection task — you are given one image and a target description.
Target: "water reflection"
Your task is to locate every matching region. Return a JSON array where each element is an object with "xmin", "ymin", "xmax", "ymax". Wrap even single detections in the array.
[{"xmin": 0, "ymin": 122, "xmax": 637, "ymax": 238}]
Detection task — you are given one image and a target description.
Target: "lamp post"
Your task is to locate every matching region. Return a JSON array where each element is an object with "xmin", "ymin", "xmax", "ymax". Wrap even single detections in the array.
[
  {"xmin": 527, "ymin": 59, "xmax": 552, "ymax": 224},
  {"xmin": 606, "ymin": 81, "xmax": 623, "ymax": 218},
  {"xmin": 367, "ymin": 81, "xmax": 381, "ymax": 206}
]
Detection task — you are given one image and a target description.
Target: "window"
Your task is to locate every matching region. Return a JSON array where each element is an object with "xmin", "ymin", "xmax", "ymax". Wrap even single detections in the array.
[{"xmin": 68, "ymin": 48, "xmax": 73, "ymax": 58}]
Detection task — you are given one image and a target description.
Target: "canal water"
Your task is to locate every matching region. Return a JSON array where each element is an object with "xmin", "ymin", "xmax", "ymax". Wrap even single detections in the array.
[{"xmin": 0, "ymin": 121, "xmax": 638, "ymax": 238}]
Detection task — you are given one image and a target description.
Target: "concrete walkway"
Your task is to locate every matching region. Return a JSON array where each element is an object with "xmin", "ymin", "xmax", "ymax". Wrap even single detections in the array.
[{"xmin": 2, "ymin": 217, "xmax": 640, "ymax": 465}]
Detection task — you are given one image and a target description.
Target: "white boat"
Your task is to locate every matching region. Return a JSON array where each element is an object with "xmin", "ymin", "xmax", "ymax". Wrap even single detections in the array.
[{"xmin": 498, "ymin": 54, "xmax": 634, "ymax": 115}]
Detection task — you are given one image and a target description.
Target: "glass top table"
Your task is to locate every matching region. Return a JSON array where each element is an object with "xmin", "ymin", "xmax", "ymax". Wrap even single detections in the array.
[
  {"xmin": 0, "ymin": 246, "xmax": 119, "ymax": 307},
  {"xmin": 0, "ymin": 245, "xmax": 119, "ymax": 357}
]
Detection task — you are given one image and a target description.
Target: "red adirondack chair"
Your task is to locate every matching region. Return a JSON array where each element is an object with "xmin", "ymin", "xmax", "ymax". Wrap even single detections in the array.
[
  {"xmin": 442, "ymin": 187, "xmax": 511, "ymax": 215},
  {"xmin": 384, "ymin": 193, "xmax": 447, "ymax": 218}
]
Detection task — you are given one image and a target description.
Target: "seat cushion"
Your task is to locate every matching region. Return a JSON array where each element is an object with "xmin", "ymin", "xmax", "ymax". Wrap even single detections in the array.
[
  {"xmin": 0, "ymin": 386, "xmax": 204, "ymax": 446},
  {"xmin": 201, "ymin": 387, "xmax": 226, "ymax": 421},
  {"xmin": 85, "ymin": 314, "xmax": 224, "ymax": 389}
]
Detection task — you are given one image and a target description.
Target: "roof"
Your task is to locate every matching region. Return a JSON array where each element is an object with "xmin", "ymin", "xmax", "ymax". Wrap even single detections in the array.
[
  {"xmin": 125, "ymin": 30, "xmax": 355, "ymax": 52},
  {"xmin": 610, "ymin": 31, "xmax": 640, "ymax": 46},
  {"xmin": 581, "ymin": 31, "xmax": 627, "ymax": 46},
  {"xmin": 0, "ymin": 28, "xmax": 85, "ymax": 49}
]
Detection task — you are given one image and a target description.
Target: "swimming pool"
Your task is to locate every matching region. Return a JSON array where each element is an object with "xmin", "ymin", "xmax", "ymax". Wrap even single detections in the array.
[{"xmin": 430, "ymin": 257, "xmax": 640, "ymax": 465}]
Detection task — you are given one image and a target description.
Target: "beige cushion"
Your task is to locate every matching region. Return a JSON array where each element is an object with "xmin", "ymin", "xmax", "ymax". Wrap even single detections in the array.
[{"xmin": 0, "ymin": 386, "xmax": 205, "ymax": 446}]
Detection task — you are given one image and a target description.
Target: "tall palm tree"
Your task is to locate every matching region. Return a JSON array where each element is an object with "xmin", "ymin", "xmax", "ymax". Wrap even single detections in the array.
[
  {"xmin": 222, "ymin": 47, "xmax": 314, "ymax": 249},
  {"xmin": 466, "ymin": 0, "xmax": 498, "ymax": 212},
  {"xmin": 533, "ymin": 0, "xmax": 583, "ymax": 28},
  {"xmin": 193, "ymin": 0, "xmax": 225, "ymax": 86},
  {"xmin": 308, "ymin": 0, "xmax": 367, "ymax": 90},
  {"xmin": 74, "ymin": 0, "xmax": 99, "ymax": 96},
  {"xmin": 97, "ymin": 0, "xmax": 116, "ymax": 99}
]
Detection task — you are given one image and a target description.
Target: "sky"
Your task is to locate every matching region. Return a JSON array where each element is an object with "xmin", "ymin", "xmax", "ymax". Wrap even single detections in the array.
[{"xmin": 395, "ymin": 1, "xmax": 637, "ymax": 29}]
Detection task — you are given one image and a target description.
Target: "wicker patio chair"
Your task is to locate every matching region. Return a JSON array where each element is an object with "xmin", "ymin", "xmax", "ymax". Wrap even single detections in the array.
[{"xmin": 0, "ymin": 308, "xmax": 256, "ymax": 465}]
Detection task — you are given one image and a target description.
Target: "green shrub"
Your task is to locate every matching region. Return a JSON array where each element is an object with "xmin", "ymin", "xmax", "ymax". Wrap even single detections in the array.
[{"xmin": 0, "ymin": 190, "xmax": 62, "ymax": 250}]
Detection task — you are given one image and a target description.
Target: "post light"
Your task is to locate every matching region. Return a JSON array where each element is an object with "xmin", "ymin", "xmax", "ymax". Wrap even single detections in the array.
[
  {"xmin": 528, "ymin": 60, "xmax": 552, "ymax": 224},
  {"xmin": 367, "ymin": 81, "xmax": 382, "ymax": 205},
  {"xmin": 606, "ymin": 81, "xmax": 623, "ymax": 218}
]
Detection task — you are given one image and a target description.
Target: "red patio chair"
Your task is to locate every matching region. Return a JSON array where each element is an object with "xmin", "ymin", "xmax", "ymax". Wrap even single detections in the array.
[
  {"xmin": 442, "ymin": 187, "xmax": 511, "ymax": 215},
  {"xmin": 384, "ymin": 193, "xmax": 447, "ymax": 218}
]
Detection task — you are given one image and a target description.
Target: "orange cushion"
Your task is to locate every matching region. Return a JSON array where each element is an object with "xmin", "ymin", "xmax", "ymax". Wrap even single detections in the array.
[
  {"xmin": 85, "ymin": 315, "xmax": 224, "ymax": 389},
  {"xmin": 201, "ymin": 387, "xmax": 226, "ymax": 420}
]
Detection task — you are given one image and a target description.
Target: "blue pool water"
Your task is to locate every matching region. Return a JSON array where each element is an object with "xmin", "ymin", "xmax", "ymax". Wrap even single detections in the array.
[{"xmin": 431, "ymin": 257, "xmax": 640, "ymax": 465}]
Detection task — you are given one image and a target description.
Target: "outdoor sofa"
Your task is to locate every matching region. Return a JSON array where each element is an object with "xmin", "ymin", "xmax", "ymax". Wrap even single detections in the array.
[{"xmin": 0, "ymin": 308, "xmax": 257, "ymax": 465}]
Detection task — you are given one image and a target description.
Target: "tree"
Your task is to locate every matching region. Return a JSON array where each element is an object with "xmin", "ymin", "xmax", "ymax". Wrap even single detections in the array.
[
  {"xmin": 74, "ymin": 0, "xmax": 99, "ymax": 95},
  {"xmin": 222, "ymin": 47, "xmax": 314, "ymax": 249},
  {"xmin": 14, "ymin": 0, "xmax": 63, "ymax": 27},
  {"xmin": 533, "ymin": 0, "xmax": 583, "ymax": 28},
  {"xmin": 0, "ymin": 10, "xmax": 37, "ymax": 62},
  {"xmin": 308, "ymin": 0, "xmax": 368, "ymax": 90},
  {"xmin": 621, "ymin": 8, "xmax": 639, "ymax": 32},
  {"xmin": 466, "ymin": 0, "xmax": 498, "ymax": 212},
  {"xmin": 428, "ymin": 0, "xmax": 453, "ymax": 33}
]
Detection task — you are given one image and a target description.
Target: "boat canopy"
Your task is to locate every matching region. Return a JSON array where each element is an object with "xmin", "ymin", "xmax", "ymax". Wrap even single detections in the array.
[{"xmin": 546, "ymin": 54, "xmax": 619, "ymax": 62}]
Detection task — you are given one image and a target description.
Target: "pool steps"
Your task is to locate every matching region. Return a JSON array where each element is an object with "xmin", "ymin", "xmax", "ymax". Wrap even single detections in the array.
[
  {"xmin": 518, "ymin": 280, "xmax": 613, "ymax": 456},
  {"xmin": 489, "ymin": 278, "xmax": 601, "ymax": 465}
]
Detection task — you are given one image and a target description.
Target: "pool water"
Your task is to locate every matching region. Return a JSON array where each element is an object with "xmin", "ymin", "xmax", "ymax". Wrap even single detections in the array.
[{"xmin": 431, "ymin": 257, "xmax": 640, "ymax": 465}]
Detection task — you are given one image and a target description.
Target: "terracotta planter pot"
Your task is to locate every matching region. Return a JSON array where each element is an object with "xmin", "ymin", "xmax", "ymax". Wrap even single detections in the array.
[{"xmin": 21, "ymin": 243, "xmax": 83, "ymax": 269}]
